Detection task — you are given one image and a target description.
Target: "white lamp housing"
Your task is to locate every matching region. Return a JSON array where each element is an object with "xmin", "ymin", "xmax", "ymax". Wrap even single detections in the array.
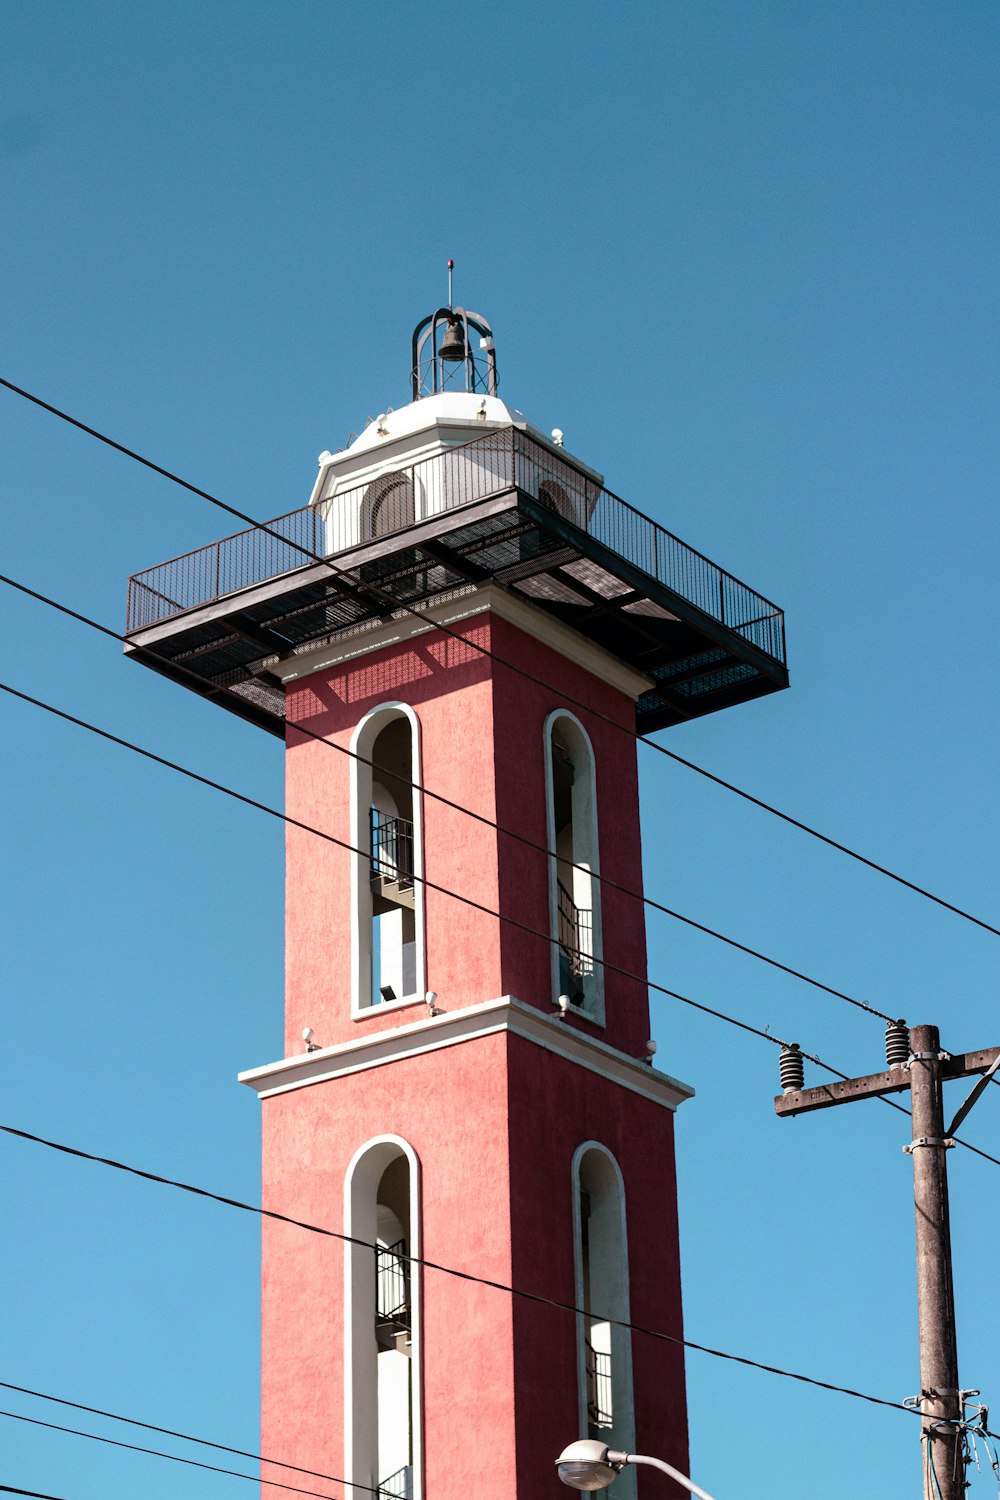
[
  {"xmin": 556, "ymin": 1440, "xmax": 718, "ymax": 1500},
  {"xmin": 556, "ymin": 1441, "xmax": 622, "ymax": 1491}
]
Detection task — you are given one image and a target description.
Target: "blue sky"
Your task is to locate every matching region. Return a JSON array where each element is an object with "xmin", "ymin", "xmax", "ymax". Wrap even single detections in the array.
[{"xmin": 2, "ymin": 3, "xmax": 999, "ymax": 1497}]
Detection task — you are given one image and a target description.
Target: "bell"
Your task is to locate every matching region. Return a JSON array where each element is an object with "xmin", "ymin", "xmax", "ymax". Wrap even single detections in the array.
[{"xmin": 438, "ymin": 317, "xmax": 467, "ymax": 362}]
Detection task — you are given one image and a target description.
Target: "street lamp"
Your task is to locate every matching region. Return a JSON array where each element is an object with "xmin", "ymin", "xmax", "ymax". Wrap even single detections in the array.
[{"xmin": 556, "ymin": 1440, "xmax": 718, "ymax": 1500}]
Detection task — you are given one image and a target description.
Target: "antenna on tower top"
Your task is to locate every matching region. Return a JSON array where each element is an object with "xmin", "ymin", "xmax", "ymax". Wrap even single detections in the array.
[{"xmin": 447, "ymin": 258, "xmax": 454, "ymax": 310}]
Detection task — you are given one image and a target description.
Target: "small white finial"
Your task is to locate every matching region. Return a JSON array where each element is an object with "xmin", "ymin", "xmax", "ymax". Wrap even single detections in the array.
[
  {"xmin": 556, "ymin": 994, "xmax": 571, "ymax": 1021},
  {"xmin": 318, "ymin": 450, "xmax": 332, "ymax": 465},
  {"xmin": 551, "ymin": 428, "xmax": 564, "ymax": 447},
  {"xmin": 302, "ymin": 1026, "xmax": 319, "ymax": 1053},
  {"xmin": 644, "ymin": 1038, "xmax": 657, "ymax": 1064},
  {"xmin": 447, "ymin": 258, "xmax": 454, "ymax": 310}
]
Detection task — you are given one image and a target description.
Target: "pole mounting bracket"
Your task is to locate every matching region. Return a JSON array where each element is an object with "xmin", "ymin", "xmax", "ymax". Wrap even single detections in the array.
[{"xmin": 903, "ymin": 1137, "xmax": 955, "ymax": 1153}]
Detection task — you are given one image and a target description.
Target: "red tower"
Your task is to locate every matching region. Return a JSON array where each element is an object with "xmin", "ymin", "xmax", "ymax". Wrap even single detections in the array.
[{"xmin": 125, "ymin": 302, "xmax": 787, "ymax": 1500}]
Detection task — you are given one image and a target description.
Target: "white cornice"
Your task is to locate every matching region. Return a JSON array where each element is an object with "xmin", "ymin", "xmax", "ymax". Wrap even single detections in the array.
[
  {"xmin": 238, "ymin": 995, "xmax": 695, "ymax": 1111},
  {"xmin": 275, "ymin": 585, "xmax": 653, "ymax": 701}
]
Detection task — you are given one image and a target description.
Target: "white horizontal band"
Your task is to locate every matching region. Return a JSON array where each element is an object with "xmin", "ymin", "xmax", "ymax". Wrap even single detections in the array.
[{"xmin": 239, "ymin": 993, "xmax": 694, "ymax": 1111}]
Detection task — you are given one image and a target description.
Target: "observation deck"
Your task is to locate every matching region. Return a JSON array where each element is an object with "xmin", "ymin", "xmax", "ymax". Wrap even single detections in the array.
[{"xmin": 124, "ymin": 426, "xmax": 788, "ymax": 736}]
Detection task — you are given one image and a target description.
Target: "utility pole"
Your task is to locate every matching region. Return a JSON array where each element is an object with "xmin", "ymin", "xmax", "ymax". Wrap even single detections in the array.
[{"xmin": 774, "ymin": 1024, "xmax": 1000, "ymax": 1500}]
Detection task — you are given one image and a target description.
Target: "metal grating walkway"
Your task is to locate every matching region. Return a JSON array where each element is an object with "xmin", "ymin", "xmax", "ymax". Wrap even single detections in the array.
[{"xmin": 125, "ymin": 429, "xmax": 787, "ymax": 735}]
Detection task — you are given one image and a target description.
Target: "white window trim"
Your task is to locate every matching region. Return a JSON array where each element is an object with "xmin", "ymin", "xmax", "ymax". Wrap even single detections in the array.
[
  {"xmin": 570, "ymin": 1140, "xmax": 636, "ymax": 1493},
  {"xmin": 350, "ymin": 702, "xmax": 427, "ymax": 1019},
  {"xmin": 543, "ymin": 708, "xmax": 605, "ymax": 1026},
  {"xmin": 344, "ymin": 1134, "xmax": 423, "ymax": 1500}
]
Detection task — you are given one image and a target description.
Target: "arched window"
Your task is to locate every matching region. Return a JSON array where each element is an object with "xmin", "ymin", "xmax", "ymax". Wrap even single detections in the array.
[
  {"xmin": 361, "ymin": 472, "xmax": 416, "ymax": 540},
  {"xmin": 538, "ymin": 477, "xmax": 576, "ymax": 524},
  {"xmin": 544, "ymin": 711, "xmax": 603, "ymax": 1020},
  {"xmin": 351, "ymin": 705, "xmax": 425, "ymax": 1013},
  {"xmin": 345, "ymin": 1138, "xmax": 422, "ymax": 1500},
  {"xmin": 572, "ymin": 1144, "xmax": 635, "ymax": 1489}
]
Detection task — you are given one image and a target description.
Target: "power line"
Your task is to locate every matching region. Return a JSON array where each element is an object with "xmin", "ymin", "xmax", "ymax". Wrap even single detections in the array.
[
  {"xmin": 943, "ymin": 1132, "xmax": 1000, "ymax": 1169},
  {"xmin": 795, "ymin": 1049, "xmax": 1000, "ymax": 1169},
  {"xmin": 3, "ymin": 1395, "xmax": 997, "ymax": 1500},
  {"xmin": 5, "ymin": 1375, "xmax": 1000, "ymax": 1499},
  {"xmin": 8, "ymin": 581, "xmax": 998, "ymax": 1123},
  {"xmin": 646, "ymin": 744, "xmax": 1000, "ymax": 939},
  {"xmin": 2, "ymin": 386, "xmax": 996, "ymax": 1500},
  {"xmin": 0, "ymin": 568, "xmax": 895, "ymax": 1027},
  {"xmin": 0, "ymin": 675, "xmax": 794, "ymax": 1047},
  {"xmin": 0, "ymin": 1407, "xmax": 339, "ymax": 1500},
  {"xmin": 2, "ymin": 545, "xmax": 995, "ymax": 1430},
  {"xmin": 0, "ymin": 1379, "xmax": 364, "ymax": 1495},
  {"xmin": 4, "ymin": 672, "xmax": 996, "ymax": 1168},
  {"xmin": 0, "ymin": 1392, "xmax": 995, "ymax": 1500},
  {"xmin": 0, "ymin": 1122, "xmax": 957, "ymax": 1418},
  {"xmin": 12, "ymin": 571, "xmax": 1000, "ymax": 1147},
  {"xmin": 8, "ymin": 383, "xmax": 998, "ymax": 1151},
  {"xmin": 0, "ymin": 1486, "xmax": 69, "ymax": 1500},
  {"xmin": 3, "ymin": 1388, "xmax": 996, "ymax": 1500},
  {"xmin": 3, "ymin": 373, "xmax": 999, "ymax": 942},
  {"xmin": 4, "ymin": 667, "xmax": 996, "ymax": 1166}
]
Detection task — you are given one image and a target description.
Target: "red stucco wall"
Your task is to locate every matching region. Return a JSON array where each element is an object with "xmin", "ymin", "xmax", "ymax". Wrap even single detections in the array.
[
  {"xmin": 283, "ymin": 615, "xmax": 501, "ymax": 1053},
  {"xmin": 260, "ymin": 1031, "xmax": 517, "ymax": 1500},
  {"xmin": 262, "ymin": 603, "xmax": 688, "ymax": 1500},
  {"xmin": 283, "ymin": 608, "xmax": 651, "ymax": 1055},
  {"xmin": 260, "ymin": 1030, "xmax": 689, "ymax": 1500},
  {"xmin": 487, "ymin": 611, "xmax": 651, "ymax": 1056},
  {"xmin": 506, "ymin": 1033, "xmax": 689, "ymax": 1498}
]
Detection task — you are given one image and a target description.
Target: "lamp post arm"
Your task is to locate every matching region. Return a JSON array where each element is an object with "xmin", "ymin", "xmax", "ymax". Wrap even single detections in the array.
[{"xmin": 606, "ymin": 1451, "xmax": 718, "ymax": 1500}]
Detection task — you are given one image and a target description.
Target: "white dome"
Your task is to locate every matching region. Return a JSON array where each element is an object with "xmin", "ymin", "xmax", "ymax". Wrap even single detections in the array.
[
  {"xmin": 308, "ymin": 387, "xmax": 603, "ymax": 526},
  {"xmin": 344, "ymin": 391, "xmax": 529, "ymax": 456}
]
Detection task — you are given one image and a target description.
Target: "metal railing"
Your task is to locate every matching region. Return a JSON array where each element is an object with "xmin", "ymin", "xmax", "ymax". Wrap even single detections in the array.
[
  {"xmin": 370, "ymin": 812, "xmax": 414, "ymax": 885},
  {"xmin": 126, "ymin": 426, "xmax": 785, "ymax": 668},
  {"xmin": 376, "ymin": 1238, "xmax": 409, "ymax": 1328},
  {"xmin": 586, "ymin": 1342, "xmax": 613, "ymax": 1428},
  {"xmin": 558, "ymin": 878, "xmax": 593, "ymax": 978},
  {"xmin": 379, "ymin": 1466, "xmax": 413, "ymax": 1500},
  {"xmin": 127, "ymin": 501, "xmax": 326, "ymax": 632}
]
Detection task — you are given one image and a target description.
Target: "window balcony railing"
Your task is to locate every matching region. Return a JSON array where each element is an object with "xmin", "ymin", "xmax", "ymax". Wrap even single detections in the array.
[
  {"xmin": 379, "ymin": 1466, "xmax": 413, "ymax": 1500},
  {"xmin": 375, "ymin": 1238, "xmax": 410, "ymax": 1330},
  {"xmin": 586, "ymin": 1342, "xmax": 613, "ymax": 1428},
  {"xmin": 370, "ymin": 813, "xmax": 415, "ymax": 887},
  {"xmin": 557, "ymin": 878, "xmax": 594, "ymax": 978}
]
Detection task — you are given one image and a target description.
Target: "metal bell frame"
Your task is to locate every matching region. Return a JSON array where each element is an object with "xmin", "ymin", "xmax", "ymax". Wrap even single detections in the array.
[{"xmin": 410, "ymin": 307, "xmax": 499, "ymax": 401}]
